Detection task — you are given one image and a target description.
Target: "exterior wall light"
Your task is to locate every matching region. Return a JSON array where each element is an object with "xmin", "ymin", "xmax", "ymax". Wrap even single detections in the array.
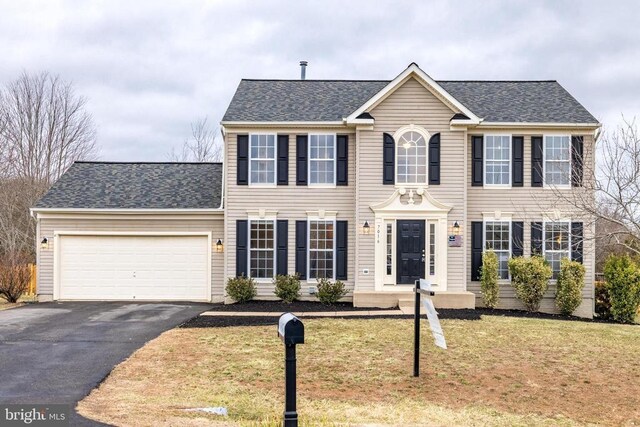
[
  {"xmin": 41, "ymin": 238, "xmax": 49, "ymax": 250},
  {"xmin": 215, "ymin": 239, "xmax": 224, "ymax": 253},
  {"xmin": 361, "ymin": 221, "xmax": 371, "ymax": 235},
  {"xmin": 453, "ymin": 221, "xmax": 461, "ymax": 236}
]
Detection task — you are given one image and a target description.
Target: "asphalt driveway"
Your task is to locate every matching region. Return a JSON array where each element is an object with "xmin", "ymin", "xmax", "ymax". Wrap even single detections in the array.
[{"xmin": 0, "ymin": 301, "xmax": 211, "ymax": 426}]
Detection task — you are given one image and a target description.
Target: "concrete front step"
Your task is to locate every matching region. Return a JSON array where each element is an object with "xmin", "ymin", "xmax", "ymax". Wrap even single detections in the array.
[{"xmin": 398, "ymin": 291, "xmax": 476, "ymax": 314}]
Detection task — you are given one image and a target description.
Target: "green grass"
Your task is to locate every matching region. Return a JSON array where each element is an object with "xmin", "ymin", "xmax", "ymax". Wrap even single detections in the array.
[{"xmin": 78, "ymin": 315, "xmax": 640, "ymax": 426}]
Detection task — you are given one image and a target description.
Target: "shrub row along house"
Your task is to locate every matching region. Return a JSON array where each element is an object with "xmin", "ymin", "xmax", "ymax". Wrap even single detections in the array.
[{"xmin": 31, "ymin": 63, "xmax": 599, "ymax": 317}]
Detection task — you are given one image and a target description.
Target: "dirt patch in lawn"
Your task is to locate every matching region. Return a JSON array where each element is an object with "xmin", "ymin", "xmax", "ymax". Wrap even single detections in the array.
[{"xmin": 78, "ymin": 316, "xmax": 640, "ymax": 426}]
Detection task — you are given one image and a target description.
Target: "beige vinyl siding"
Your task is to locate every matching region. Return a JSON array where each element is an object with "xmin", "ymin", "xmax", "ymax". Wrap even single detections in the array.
[
  {"xmin": 466, "ymin": 132, "xmax": 596, "ymax": 315},
  {"xmin": 357, "ymin": 77, "xmax": 466, "ymax": 291},
  {"xmin": 224, "ymin": 130, "xmax": 356, "ymax": 297},
  {"xmin": 36, "ymin": 216, "xmax": 224, "ymax": 301}
]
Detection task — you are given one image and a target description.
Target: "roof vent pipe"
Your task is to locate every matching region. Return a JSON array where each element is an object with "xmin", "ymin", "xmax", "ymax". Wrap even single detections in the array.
[{"xmin": 300, "ymin": 61, "xmax": 308, "ymax": 80}]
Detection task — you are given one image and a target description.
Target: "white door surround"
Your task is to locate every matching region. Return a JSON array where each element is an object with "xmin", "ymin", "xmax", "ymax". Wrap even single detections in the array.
[
  {"xmin": 53, "ymin": 231, "xmax": 212, "ymax": 301},
  {"xmin": 370, "ymin": 188, "xmax": 451, "ymax": 291}
]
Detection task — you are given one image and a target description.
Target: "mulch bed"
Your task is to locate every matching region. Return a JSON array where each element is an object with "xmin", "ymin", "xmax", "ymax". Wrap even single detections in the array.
[{"xmin": 181, "ymin": 300, "xmax": 616, "ymax": 328}]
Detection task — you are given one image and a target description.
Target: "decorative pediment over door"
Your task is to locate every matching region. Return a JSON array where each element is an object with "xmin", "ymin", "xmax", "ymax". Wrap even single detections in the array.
[{"xmin": 370, "ymin": 189, "xmax": 452, "ymax": 215}]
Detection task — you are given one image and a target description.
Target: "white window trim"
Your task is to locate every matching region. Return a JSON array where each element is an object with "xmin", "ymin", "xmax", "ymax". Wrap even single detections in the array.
[
  {"xmin": 307, "ymin": 217, "xmax": 336, "ymax": 281},
  {"xmin": 247, "ymin": 217, "xmax": 277, "ymax": 282},
  {"xmin": 308, "ymin": 133, "xmax": 337, "ymax": 187},
  {"xmin": 248, "ymin": 133, "xmax": 278, "ymax": 187},
  {"xmin": 393, "ymin": 124, "xmax": 431, "ymax": 187},
  {"xmin": 483, "ymin": 134, "xmax": 512, "ymax": 188},
  {"xmin": 542, "ymin": 219, "xmax": 572, "ymax": 279},
  {"xmin": 483, "ymin": 218, "xmax": 512, "ymax": 280},
  {"xmin": 542, "ymin": 134, "xmax": 572, "ymax": 189}
]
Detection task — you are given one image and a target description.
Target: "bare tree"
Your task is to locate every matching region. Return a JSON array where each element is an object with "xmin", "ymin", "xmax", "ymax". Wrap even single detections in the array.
[
  {"xmin": 551, "ymin": 117, "xmax": 640, "ymax": 258},
  {"xmin": 0, "ymin": 71, "xmax": 97, "ymax": 262},
  {"xmin": 0, "ymin": 71, "xmax": 98, "ymax": 185},
  {"xmin": 168, "ymin": 118, "xmax": 222, "ymax": 162}
]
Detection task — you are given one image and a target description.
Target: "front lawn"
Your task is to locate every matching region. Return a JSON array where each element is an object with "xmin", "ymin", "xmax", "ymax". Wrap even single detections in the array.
[{"xmin": 78, "ymin": 315, "xmax": 640, "ymax": 426}]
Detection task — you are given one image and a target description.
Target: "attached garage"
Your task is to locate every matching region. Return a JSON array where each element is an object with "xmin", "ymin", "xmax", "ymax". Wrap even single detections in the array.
[
  {"xmin": 56, "ymin": 233, "xmax": 211, "ymax": 301},
  {"xmin": 32, "ymin": 162, "xmax": 225, "ymax": 302}
]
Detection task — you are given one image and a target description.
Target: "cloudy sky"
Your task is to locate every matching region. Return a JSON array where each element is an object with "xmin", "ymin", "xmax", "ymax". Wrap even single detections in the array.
[{"xmin": 1, "ymin": 0, "xmax": 638, "ymax": 161}]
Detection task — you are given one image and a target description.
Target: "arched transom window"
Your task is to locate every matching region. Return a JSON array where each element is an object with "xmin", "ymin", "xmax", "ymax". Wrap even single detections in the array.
[{"xmin": 396, "ymin": 130, "xmax": 427, "ymax": 184}]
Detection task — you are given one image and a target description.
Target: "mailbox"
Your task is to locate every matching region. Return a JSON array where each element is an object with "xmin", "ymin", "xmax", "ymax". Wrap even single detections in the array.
[{"xmin": 278, "ymin": 313, "xmax": 304, "ymax": 346}]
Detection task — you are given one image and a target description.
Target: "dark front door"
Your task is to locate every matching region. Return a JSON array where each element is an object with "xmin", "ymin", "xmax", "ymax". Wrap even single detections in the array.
[{"xmin": 396, "ymin": 220, "xmax": 425, "ymax": 284}]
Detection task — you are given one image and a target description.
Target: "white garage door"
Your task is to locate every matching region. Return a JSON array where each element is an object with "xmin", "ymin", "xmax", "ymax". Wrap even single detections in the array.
[{"xmin": 58, "ymin": 235, "xmax": 209, "ymax": 301}]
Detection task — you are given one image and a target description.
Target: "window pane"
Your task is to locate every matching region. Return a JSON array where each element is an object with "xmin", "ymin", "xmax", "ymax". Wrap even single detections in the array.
[
  {"xmin": 386, "ymin": 223, "xmax": 393, "ymax": 276},
  {"xmin": 309, "ymin": 220, "xmax": 334, "ymax": 279},
  {"xmin": 397, "ymin": 131, "xmax": 427, "ymax": 184},
  {"xmin": 544, "ymin": 136, "xmax": 570, "ymax": 186},
  {"xmin": 485, "ymin": 221, "xmax": 510, "ymax": 279},
  {"xmin": 544, "ymin": 222, "xmax": 570, "ymax": 279},
  {"xmin": 249, "ymin": 220, "xmax": 275, "ymax": 278},
  {"xmin": 250, "ymin": 135, "xmax": 276, "ymax": 184},
  {"xmin": 485, "ymin": 135, "xmax": 511, "ymax": 185},
  {"xmin": 309, "ymin": 135, "xmax": 335, "ymax": 184}
]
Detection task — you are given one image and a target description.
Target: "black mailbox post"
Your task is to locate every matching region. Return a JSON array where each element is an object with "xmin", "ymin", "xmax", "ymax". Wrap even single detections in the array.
[{"xmin": 278, "ymin": 313, "xmax": 304, "ymax": 427}]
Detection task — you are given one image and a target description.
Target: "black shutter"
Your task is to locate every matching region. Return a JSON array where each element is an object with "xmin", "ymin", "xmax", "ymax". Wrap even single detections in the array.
[
  {"xmin": 337, "ymin": 135, "xmax": 348, "ymax": 186},
  {"xmin": 336, "ymin": 221, "xmax": 348, "ymax": 280},
  {"xmin": 472, "ymin": 135, "xmax": 483, "ymax": 186},
  {"xmin": 277, "ymin": 135, "xmax": 289, "ymax": 185},
  {"xmin": 512, "ymin": 221, "xmax": 524, "ymax": 257},
  {"xmin": 237, "ymin": 135, "xmax": 249, "ymax": 185},
  {"xmin": 471, "ymin": 221, "xmax": 483, "ymax": 281},
  {"xmin": 571, "ymin": 136, "xmax": 584, "ymax": 187},
  {"xmin": 236, "ymin": 220, "xmax": 248, "ymax": 277},
  {"xmin": 296, "ymin": 135, "xmax": 308, "ymax": 185},
  {"xmin": 512, "ymin": 136, "xmax": 524, "ymax": 187},
  {"xmin": 531, "ymin": 136, "xmax": 544, "ymax": 187},
  {"xmin": 276, "ymin": 220, "xmax": 288, "ymax": 275},
  {"xmin": 428, "ymin": 133, "xmax": 441, "ymax": 185},
  {"xmin": 295, "ymin": 220, "xmax": 307, "ymax": 279},
  {"xmin": 531, "ymin": 222, "xmax": 543, "ymax": 256},
  {"xmin": 571, "ymin": 222, "xmax": 584, "ymax": 263},
  {"xmin": 383, "ymin": 133, "xmax": 395, "ymax": 185}
]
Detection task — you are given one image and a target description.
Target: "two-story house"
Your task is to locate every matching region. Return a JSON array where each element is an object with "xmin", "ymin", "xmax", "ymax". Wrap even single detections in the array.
[{"xmin": 31, "ymin": 63, "xmax": 598, "ymax": 317}]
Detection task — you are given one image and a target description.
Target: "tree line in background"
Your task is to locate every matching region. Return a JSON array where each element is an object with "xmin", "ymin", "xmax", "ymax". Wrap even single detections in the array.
[{"xmin": 0, "ymin": 71, "xmax": 219, "ymax": 302}]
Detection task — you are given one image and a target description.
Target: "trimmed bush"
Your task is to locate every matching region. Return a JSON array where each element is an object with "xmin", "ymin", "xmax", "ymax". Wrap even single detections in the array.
[
  {"xmin": 604, "ymin": 255, "xmax": 640, "ymax": 323},
  {"xmin": 274, "ymin": 274, "xmax": 301, "ymax": 303},
  {"xmin": 555, "ymin": 258, "xmax": 586, "ymax": 315},
  {"xmin": 316, "ymin": 278, "xmax": 347, "ymax": 305},
  {"xmin": 225, "ymin": 275, "xmax": 257, "ymax": 303},
  {"xmin": 508, "ymin": 256, "xmax": 552, "ymax": 312},
  {"xmin": 595, "ymin": 280, "xmax": 612, "ymax": 319},
  {"xmin": 480, "ymin": 250, "xmax": 500, "ymax": 309}
]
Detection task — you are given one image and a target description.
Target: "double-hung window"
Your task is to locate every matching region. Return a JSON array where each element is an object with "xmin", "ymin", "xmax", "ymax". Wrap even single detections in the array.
[
  {"xmin": 249, "ymin": 134, "xmax": 276, "ymax": 184},
  {"xmin": 544, "ymin": 221, "xmax": 570, "ymax": 279},
  {"xmin": 308, "ymin": 220, "xmax": 334, "ymax": 279},
  {"xmin": 544, "ymin": 136, "xmax": 571, "ymax": 187},
  {"xmin": 484, "ymin": 221, "xmax": 510, "ymax": 279},
  {"xmin": 309, "ymin": 134, "xmax": 336, "ymax": 185},
  {"xmin": 484, "ymin": 135, "xmax": 511, "ymax": 186},
  {"xmin": 249, "ymin": 220, "xmax": 275, "ymax": 279}
]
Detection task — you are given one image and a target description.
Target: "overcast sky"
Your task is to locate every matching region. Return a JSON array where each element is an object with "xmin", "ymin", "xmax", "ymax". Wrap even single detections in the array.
[{"xmin": 1, "ymin": 0, "xmax": 638, "ymax": 161}]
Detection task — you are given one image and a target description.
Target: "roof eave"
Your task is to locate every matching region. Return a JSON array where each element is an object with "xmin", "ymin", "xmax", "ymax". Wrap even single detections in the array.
[
  {"xmin": 31, "ymin": 207, "xmax": 225, "ymax": 216},
  {"xmin": 476, "ymin": 121, "xmax": 602, "ymax": 129},
  {"xmin": 220, "ymin": 120, "xmax": 349, "ymax": 129}
]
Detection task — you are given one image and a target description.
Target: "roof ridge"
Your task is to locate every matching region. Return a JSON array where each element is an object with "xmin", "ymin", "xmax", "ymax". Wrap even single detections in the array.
[
  {"xmin": 74, "ymin": 161, "xmax": 223, "ymax": 165},
  {"xmin": 439, "ymin": 80, "xmax": 558, "ymax": 83},
  {"xmin": 241, "ymin": 79, "xmax": 391, "ymax": 82}
]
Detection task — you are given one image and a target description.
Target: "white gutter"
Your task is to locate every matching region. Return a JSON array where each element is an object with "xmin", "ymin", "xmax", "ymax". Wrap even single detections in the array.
[
  {"xmin": 476, "ymin": 121, "xmax": 601, "ymax": 129},
  {"xmin": 30, "ymin": 208, "xmax": 224, "ymax": 216}
]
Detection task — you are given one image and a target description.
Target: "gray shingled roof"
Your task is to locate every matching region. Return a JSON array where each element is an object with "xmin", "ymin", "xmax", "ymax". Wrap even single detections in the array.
[
  {"xmin": 34, "ymin": 162, "xmax": 223, "ymax": 209},
  {"xmin": 222, "ymin": 79, "xmax": 597, "ymax": 124}
]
